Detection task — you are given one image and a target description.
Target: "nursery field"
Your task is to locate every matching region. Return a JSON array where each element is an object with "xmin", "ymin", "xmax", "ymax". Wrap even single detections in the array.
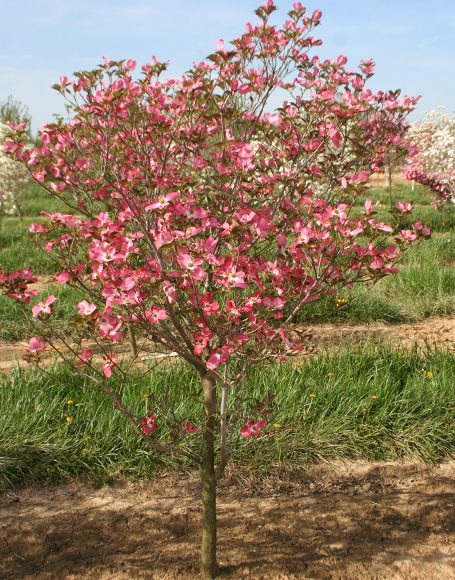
[{"xmin": 0, "ymin": 181, "xmax": 454, "ymax": 578}]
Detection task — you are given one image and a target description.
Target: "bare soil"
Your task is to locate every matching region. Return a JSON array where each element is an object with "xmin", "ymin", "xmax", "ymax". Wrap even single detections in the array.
[
  {"xmin": 1, "ymin": 462, "xmax": 454, "ymax": 579},
  {"xmin": 292, "ymin": 317, "xmax": 455, "ymax": 352},
  {"xmin": 1, "ymin": 317, "xmax": 454, "ymax": 374},
  {"xmin": 368, "ymin": 172, "xmax": 409, "ymax": 188}
]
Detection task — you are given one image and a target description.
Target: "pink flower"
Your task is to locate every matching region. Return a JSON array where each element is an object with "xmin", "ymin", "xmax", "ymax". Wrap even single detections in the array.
[
  {"xmin": 350, "ymin": 171, "xmax": 370, "ymax": 184},
  {"xmin": 119, "ymin": 277, "xmax": 135, "ymax": 292},
  {"xmin": 184, "ymin": 422, "xmax": 199, "ymax": 434},
  {"xmin": 27, "ymin": 337, "xmax": 46, "ymax": 353},
  {"xmin": 32, "ymin": 170, "xmax": 46, "ymax": 183},
  {"xmin": 240, "ymin": 420, "xmax": 267, "ymax": 438},
  {"xmin": 369, "ymin": 256, "xmax": 383, "ymax": 270},
  {"xmin": 29, "ymin": 223, "xmax": 48, "ymax": 234},
  {"xmin": 395, "ymin": 202, "xmax": 412, "ymax": 213},
  {"xmin": 176, "ymin": 252, "xmax": 206, "ymax": 281},
  {"xmin": 88, "ymin": 243, "xmax": 117, "ymax": 263},
  {"xmin": 55, "ymin": 272, "xmax": 71, "ymax": 284},
  {"xmin": 102, "ymin": 355, "xmax": 117, "ymax": 378},
  {"xmin": 216, "ymin": 39, "xmax": 226, "ymax": 53},
  {"xmin": 163, "ymin": 281, "xmax": 178, "ymax": 304},
  {"xmin": 421, "ymin": 227, "xmax": 431, "ymax": 239},
  {"xmin": 220, "ymin": 269, "xmax": 248, "ymax": 289},
  {"xmin": 145, "ymin": 191, "xmax": 179, "ymax": 211},
  {"xmin": 154, "ymin": 231, "xmax": 175, "ymax": 249},
  {"xmin": 349, "ymin": 227, "xmax": 364, "ymax": 237},
  {"xmin": 324, "ymin": 122, "xmax": 342, "ymax": 148},
  {"xmin": 77, "ymin": 301, "xmax": 97, "ymax": 316},
  {"xmin": 400, "ymin": 229, "xmax": 417, "ymax": 242},
  {"xmin": 32, "ymin": 295, "xmax": 56, "ymax": 318},
  {"xmin": 124, "ymin": 59, "xmax": 136, "ymax": 71},
  {"xmin": 77, "ymin": 348, "xmax": 93, "ymax": 366},
  {"xmin": 262, "ymin": 113, "xmax": 282, "ymax": 127},
  {"xmin": 144, "ymin": 307, "xmax": 167, "ymax": 324},
  {"xmin": 99, "ymin": 313, "xmax": 123, "ymax": 342},
  {"xmin": 141, "ymin": 415, "xmax": 157, "ymax": 435},
  {"xmin": 263, "ymin": 296, "xmax": 286, "ymax": 310},
  {"xmin": 206, "ymin": 351, "xmax": 223, "ymax": 370}
]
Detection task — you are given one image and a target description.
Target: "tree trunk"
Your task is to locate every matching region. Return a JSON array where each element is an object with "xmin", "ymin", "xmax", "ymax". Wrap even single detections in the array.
[
  {"xmin": 127, "ymin": 323, "xmax": 138, "ymax": 357},
  {"xmin": 200, "ymin": 374, "xmax": 219, "ymax": 578},
  {"xmin": 385, "ymin": 162, "xmax": 393, "ymax": 206}
]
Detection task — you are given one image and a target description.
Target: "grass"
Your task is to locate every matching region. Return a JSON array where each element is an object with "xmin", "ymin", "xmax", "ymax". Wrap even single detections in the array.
[
  {"xmin": 295, "ymin": 232, "xmax": 455, "ymax": 324},
  {"xmin": 0, "ymin": 284, "xmax": 85, "ymax": 341},
  {"xmin": 20, "ymin": 182, "xmax": 73, "ymax": 216},
  {"xmin": 0, "ymin": 346, "xmax": 454, "ymax": 489},
  {"xmin": 361, "ymin": 182, "xmax": 432, "ymax": 207},
  {"xmin": 0, "ymin": 217, "xmax": 58, "ymax": 274},
  {"xmin": 0, "ymin": 182, "xmax": 76, "ymax": 274}
]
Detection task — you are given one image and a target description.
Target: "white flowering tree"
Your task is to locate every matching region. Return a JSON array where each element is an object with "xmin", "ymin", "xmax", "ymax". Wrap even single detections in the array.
[
  {"xmin": 404, "ymin": 110, "xmax": 455, "ymax": 207},
  {"xmin": 0, "ymin": 122, "xmax": 29, "ymax": 222}
]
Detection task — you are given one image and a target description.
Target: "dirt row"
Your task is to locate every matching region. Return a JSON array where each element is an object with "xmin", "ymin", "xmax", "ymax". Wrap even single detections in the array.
[
  {"xmin": 1, "ymin": 461, "xmax": 454, "ymax": 579},
  {"xmin": 1, "ymin": 317, "xmax": 454, "ymax": 374}
]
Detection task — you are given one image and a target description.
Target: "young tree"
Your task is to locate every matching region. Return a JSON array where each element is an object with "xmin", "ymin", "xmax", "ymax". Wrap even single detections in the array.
[
  {"xmin": 404, "ymin": 109, "xmax": 455, "ymax": 207},
  {"xmin": 2, "ymin": 2, "xmax": 427, "ymax": 576}
]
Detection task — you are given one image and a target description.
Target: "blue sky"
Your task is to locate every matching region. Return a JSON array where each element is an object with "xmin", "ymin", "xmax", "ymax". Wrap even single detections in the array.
[{"xmin": 1, "ymin": 0, "xmax": 454, "ymax": 132}]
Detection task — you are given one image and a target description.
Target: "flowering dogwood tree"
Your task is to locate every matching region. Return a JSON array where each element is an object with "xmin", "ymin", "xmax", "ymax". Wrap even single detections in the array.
[
  {"xmin": 404, "ymin": 110, "xmax": 455, "ymax": 207},
  {"xmin": 2, "ymin": 2, "xmax": 427, "ymax": 576},
  {"xmin": 0, "ymin": 122, "xmax": 28, "ymax": 221}
]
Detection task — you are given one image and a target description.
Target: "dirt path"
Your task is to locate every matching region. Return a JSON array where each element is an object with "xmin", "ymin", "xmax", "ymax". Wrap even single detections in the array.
[
  {"xmin": 1, "ymin": 317, "xmax": 454, "ymax": 374},
  {"xmin": 1, "ymin": 462, "xmax": 454, "ymax": 579},
  {"xmin": 293, "ymin": 317, "xmax": 455, "ymax": 352}
]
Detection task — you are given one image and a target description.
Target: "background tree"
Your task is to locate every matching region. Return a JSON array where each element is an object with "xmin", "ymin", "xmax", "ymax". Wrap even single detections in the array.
[
  {"xmin": 0, "ymin": 122, "xmax": 29, "ymax": 222},
  {"xmin": 2, "ymin": 2, "xmax": 426, "ymax": 576},
  {"xmin": 404, "ymin": 109, "xmax": 455, "ymax": 207},
  {"xmin": 0, "ymin": 95, "xmax": 32, "ymax": 140}
]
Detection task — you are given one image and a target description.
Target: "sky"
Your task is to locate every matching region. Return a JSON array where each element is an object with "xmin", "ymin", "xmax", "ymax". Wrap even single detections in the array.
[{"xmin": 0, "ymin": 0, "xmax": 454, "ymax": 132}]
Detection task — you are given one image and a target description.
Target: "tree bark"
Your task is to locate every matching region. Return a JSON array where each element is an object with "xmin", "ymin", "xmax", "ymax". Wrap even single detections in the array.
[
  {"xmin": 127, "ymin": 323, "xmax": 138, "ymax": 357},
  {"xmin": 200, "ymin": 374, "xmax": 219, "ymax": 578},
  {"xmin": 385, "ymin": 162, "xmax": 393, "ymax": 206}
]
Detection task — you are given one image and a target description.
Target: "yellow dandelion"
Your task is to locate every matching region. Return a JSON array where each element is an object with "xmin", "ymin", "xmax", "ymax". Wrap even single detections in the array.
[
  {"xmin": 371, "ymin": 395, "xmax": 378, "ymax": 400},
  {"xmin": 143, "ymin": 394, "xmax": 149, "ymax": 400},
  {"xmin": 67, "ymin": 400, "xmax": 74, "ymax": 406},
  {"xmin": 309, "ymin": 393, "xmax": 316, "ymax": 398},
  {"xmin": 66, "ymin": 416, "xmax": 74, "ymax": 425},
  {"xmin": 426, "ymin": 371, "xmax": 433, "ymax": 379},
  {"xmin": 274, "ymin": 423, "xmax": 282, "ymax": 430}
]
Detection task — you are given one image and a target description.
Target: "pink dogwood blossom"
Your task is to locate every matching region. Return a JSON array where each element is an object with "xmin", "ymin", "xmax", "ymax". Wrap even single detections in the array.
[
  {"xmin": 32, "ymin": 295, "xmax": 56, "ymax": 318},
  {"xmin": 141, "ymin": 415, "xmax": 157, "ymax": 434},
  {"xmin": 77, "ymin": 301, "xmax": 97, "ymax": 316},
  {"xmin": 240, "ymin": 420, "xmax": 267, "ymax": 438},
  {"xmin": 102, "ymin": 355, "xmax": 117, "ymax": 378},
  {"xmin": 27, "ymin": 337, "xmax": 46, "ymax": 353},
  {"xmin": 184, "ymin": 422, "xmax": 199, "ymax": 434}
]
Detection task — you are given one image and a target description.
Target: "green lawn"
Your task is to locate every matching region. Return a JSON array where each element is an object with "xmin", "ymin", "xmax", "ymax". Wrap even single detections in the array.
[{"xmin": 1, "ymin": 346, "xmax": 453, "ymax": 489}]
